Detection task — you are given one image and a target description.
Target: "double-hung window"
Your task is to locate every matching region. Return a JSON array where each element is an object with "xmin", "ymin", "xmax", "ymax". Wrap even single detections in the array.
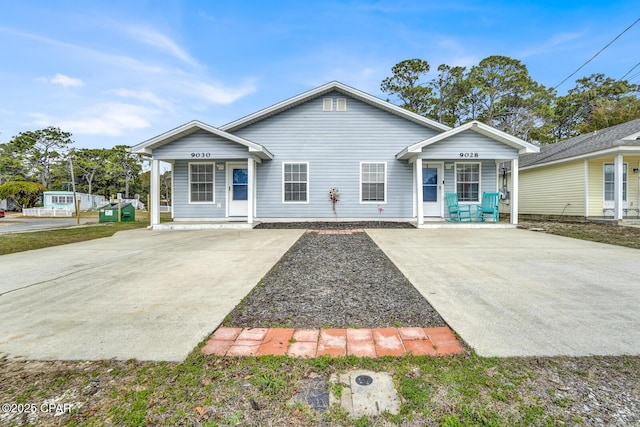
[
  {"xmin": 604, "ymin": 163, "xmax": 627, "ymax": 201},
  {"xmin": 189, "ymin": 163, "xmax": 215, "ymax": 203},
  {"xmin": 283, "ymin": 162, "xmax": 308, "ymax": 203},
  {"xmin": 456, "ymin": 163, "xmax": 480, "ymax": 202},
  {"xmin": 360, "ymin": 162, "xmax": 386, "ymax": 203}
]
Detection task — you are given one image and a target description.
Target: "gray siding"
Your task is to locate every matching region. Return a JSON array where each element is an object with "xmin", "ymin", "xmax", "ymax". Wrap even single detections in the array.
[
  {"xmin": 234, "ymin": 91, "xmax": 439, "ymax": 218},
  {"xmin": 173, "ymin": 159, "xmax": 227, "ymax": 218},
  {"xmin": 153, "ymin": 131, "xmax": 250, "ymax": 160},
  {"xmin": 420, "ymin": 130, "xmax": 518, "ymax": 160}
]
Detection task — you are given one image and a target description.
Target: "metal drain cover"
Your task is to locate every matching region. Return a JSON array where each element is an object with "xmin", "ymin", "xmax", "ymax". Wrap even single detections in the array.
[{"xmin": 355, "ymin": 375, "xmax": 373, "ymax": 386}]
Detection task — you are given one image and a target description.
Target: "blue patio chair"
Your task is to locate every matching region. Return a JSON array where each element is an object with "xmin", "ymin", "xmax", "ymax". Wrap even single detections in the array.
[
  {"xmin": 445, "ymin": 192, "xmax": 472, "ymax": 222},
  {"xmin": 476, "ymin": 192, "xmax": 501, "ymax": 222}
]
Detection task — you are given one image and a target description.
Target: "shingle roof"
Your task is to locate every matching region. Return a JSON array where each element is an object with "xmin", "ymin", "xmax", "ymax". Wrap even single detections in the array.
[{"xmin": 520, "ymin": 119, "xmax": 640, "ymax": 168}]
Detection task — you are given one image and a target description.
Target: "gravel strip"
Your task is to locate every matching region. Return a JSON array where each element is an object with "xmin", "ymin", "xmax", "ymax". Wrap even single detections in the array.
[{"xmin": 224, "ymin": 230, "xmax": 445, "ymax": 329}]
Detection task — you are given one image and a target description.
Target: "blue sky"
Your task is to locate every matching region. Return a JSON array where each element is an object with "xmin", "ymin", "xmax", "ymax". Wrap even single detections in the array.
[{"xmin": 1, "ymin": 1, "xmax": 638, "ymax": 149}]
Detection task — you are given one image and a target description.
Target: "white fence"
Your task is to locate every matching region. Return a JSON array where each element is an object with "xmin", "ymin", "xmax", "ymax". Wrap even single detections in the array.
[{"xmin": 23, "ymin": 208, "xmax": 73, "ymax": 217}]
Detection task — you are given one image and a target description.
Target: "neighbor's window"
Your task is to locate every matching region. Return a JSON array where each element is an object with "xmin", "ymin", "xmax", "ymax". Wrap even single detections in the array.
[
  {"xmin": 283, "ymin": 162, "xmax": 308, "ymax": 202},
  {"xmin": 189, "ymin": 163, "xmax": 215, "ymax": 203},
  {"xmin": 604, "ymin": 163, "xmax": 627, "ymax": 201},
  {"xmin": 51, "ymin": 195, "xmax": 74, "ymax": 204},
  {"xmin": 361, "ymin": 162, "xmax": 386, "ymax": 202},
  {"xmin": 456, "ymin": 163, "xmax": 480, "ymax": 202}
]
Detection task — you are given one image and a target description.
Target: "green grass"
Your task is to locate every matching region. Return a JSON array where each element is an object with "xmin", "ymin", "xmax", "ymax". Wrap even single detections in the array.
[
  {"xmin": 0, "ymin": 221, "xmax": 148, "ymax": 255},
  {"xmin": 3, "ymin": 351, "xmax": 637, "ymax": 426}
]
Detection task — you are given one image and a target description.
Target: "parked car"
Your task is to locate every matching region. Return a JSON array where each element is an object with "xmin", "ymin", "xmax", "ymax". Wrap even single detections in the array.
[{"xmin": 0, "ymin": 209, "xmax": 5, "ymax": 218}]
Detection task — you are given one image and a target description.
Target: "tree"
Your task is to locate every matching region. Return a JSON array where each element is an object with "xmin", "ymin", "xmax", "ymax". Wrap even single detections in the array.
[
  {"xmin": 0, "ymin": 143, "xmax": 28, "ymax": 184},
  {"xmin": 72, "ymin": 148, "xmax": 110, "ymax": 195},
  {"xmin": 381, "ymin": 59, "xmax": 434, "ymax": 115},
  {"xmin": 549, "ymin": 74, "xmax": 640, "ymax": 139},
  {"xmin": 0, "ymin": 181, "xmax": 45, "ymax": 210},
  {"xmin": 428, "ymin": 64, "xmax": 469, "ymax": 127},
  {"xmin": 105, "ymin": 145, "xmax": 143, "ymax": 198},
  {"xmin": 9, "ymin": 127, "xmax": 73, "ymax": 189}
]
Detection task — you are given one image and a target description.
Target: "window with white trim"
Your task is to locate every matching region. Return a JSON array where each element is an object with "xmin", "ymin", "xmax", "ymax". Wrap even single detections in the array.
[
  {"xmin": 604, "ymin": 163, "xmax": 627, "ymax": 201},
  {"xmin": 323, "ymin": 98, "xmax": 333, "ymax": 111},
  {"xmin": 360, "ymin": 162, "xmax": 386, "ymax": 202},
  {"xmin": 336, "ymin": 98, "xmax": 347, "ymax": 111},
  {"xmin": 189, "ymin": 162, "xmax": 215, "ymax": 203},
  {"xmin": 456, "ymin": 163, "xmax": 480, "ymax": 202},
  {"xmin": 283, "ymin": 162, "xmax": 308, "ymax": 202},
  {"xmin": 51, "ymin": 195, "xmax": 74, "ymax": 204}
]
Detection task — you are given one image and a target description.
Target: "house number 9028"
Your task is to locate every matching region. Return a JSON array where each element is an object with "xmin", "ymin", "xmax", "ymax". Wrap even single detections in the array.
[
  {"xmin": 191, "ymin": 152, "xmax": 212, "ymax": 158},
  {"xmin": 460, "ymin": 152, "xmax": 479, "ymax": 158}
]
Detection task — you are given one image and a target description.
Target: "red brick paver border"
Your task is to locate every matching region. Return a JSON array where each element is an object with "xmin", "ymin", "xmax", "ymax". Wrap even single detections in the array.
[{"xmin": 202, "ymin": 326, "xmax": 463, "ymax": 357}]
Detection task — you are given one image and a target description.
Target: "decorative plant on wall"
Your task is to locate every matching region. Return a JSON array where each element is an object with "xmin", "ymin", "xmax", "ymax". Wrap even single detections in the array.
[{"xmin": 329, "ymin": 187, "xmax": 340, "ymax": 217}]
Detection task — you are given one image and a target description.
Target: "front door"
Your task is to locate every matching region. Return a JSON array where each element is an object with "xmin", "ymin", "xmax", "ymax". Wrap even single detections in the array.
[
  {"xmin": 423, "ymin": 163, "xmax": 442, "ymax": 217},
  {"xmin": 227, "ymin": 162, "xmax": 248, "ymax": 217}
]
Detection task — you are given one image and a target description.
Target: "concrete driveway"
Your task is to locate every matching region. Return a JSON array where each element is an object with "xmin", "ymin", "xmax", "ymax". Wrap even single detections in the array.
[
  {"xmin": 0, "ymin": 228, "xmax": 302, "ymax": 361},
  {"xmin": 368, "ymin": 228, "xmax": 640, "ymax": 357}
]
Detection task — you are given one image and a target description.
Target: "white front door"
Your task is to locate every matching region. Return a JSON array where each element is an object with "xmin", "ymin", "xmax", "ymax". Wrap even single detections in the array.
[
  {"xmin": 422, "ymin": 163, "xmax": 443, "ymax": 217},
  {"xmin": 227, "ymin": 162, "xmax": 248, "ymax": 217}
]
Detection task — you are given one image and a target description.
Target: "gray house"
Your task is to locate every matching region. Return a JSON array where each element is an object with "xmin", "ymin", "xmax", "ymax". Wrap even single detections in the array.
[{"xmin": 130, "ymin": 81, "xmax": 538, "ymax": 228}]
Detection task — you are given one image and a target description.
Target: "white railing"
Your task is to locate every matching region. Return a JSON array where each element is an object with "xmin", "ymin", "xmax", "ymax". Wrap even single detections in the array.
[{"xmin": 22, "ymin": 208, "xmax": 73, "ymax": 217}]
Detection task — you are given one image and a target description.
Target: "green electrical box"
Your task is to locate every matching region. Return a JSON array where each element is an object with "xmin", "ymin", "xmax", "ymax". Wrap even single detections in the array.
[{"xmin": 99, "ymin": 202, "xmax": 135, "ymax": 223}]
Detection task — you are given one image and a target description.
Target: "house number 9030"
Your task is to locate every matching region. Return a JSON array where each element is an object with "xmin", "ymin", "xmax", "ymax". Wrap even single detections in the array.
[
  {"xmin": 460, "ymin": 152, "xmax": 479, "ymax": 158},
  {"xmin": 191, "ymin": 152, "xmax": 212, "ymax": 158}
]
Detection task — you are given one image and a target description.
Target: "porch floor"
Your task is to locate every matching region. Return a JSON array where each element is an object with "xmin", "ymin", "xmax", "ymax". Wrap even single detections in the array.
[{"xmin": 202, "ymin": 326, "xmax": 463, "ymax": 358}]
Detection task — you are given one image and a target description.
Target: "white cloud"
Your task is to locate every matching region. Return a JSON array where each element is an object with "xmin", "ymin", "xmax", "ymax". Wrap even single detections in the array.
[
  {"xmin": 123, "ymin": 25, "xmax": 199, "ymax": 67},
  {"xmin": 59, "ymin": 103, "xmax": 153, "ymax": 136},
  {"xmin": 36, "ymin": 73, "xmax": 84, "ymax": 87},
  {"xmin": 110, "ymin": 88, "xmax": 172, "ymax": 110},
  {"xmin": 27, "ymin": 104, "xmax": 155, "ymax": 136},
  {"xmin": 52, "ymin": 73, "xmax": 84, "ymax": 87},
  {"xmin": 187, "ymin": 80, "xmax": 257, "ymax": 104},
  {"xmin": 520, "ymin": 31, "xmax": 586, "ymax": 58}
]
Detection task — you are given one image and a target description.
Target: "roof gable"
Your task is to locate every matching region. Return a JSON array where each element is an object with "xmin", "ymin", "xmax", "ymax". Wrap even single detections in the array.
[
  {"xmin": 130, "ymin": 120, "xmax": 273, "ymax": 160},
  {"xmin": 521, "ymin": 119, "xmax": 640, "ymax": 168},
  {"xmin": 396, "ymin": 120, "xmax": 539, "ymax": 160},
  {"xmin": 220, "ymin": 81, "xmax": 450, "ymax": 133}
]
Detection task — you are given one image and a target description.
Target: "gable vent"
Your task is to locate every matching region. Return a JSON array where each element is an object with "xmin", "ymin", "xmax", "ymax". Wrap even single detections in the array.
[
  {"xmin": 323, "ymin": 98, "xmax": 333, "ymax": 111},
  {"xmin": 336, "ymin": 97, "xmax": 347, "ymax": 111}
]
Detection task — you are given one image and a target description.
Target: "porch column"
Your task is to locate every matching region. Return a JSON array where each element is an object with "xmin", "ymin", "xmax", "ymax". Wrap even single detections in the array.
[
  {"xmin": 247, "ymin": 157, "xmax": 255, "ymax": 224},
  {"xmin": 510, "ymin": 158, "xmax": 519, "ymax": 225},
  {"xmin": 614, "ymin": 153, "xmax": 624, "ymax": 220},
  {"xmin": 150, "ymin": 159, "xmax": 161, "ymax": 226},
  {"xmin": 415, "ymin": 158, "xmax": 423, "ymax": 225}
]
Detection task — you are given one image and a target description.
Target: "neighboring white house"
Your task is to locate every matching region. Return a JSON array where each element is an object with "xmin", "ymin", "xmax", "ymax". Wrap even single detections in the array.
[{"xmin": 43, "ymin": 191, "xmax": 107, "ymax": 211}]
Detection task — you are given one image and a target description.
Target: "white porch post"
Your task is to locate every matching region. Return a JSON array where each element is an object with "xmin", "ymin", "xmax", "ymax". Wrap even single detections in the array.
[
  {"xmin": 415, "ymin": 158, "xmax": 423, "ymax": 225},
  {"xmin": 150, "ymin": 159, "xmax": 161, "ymax": 226},
  {"xmin": 614, "ymin": 153, "xmax": 624, "ymax": 220},
  {"xmin": 510, "ymin": 158, "xmax": 519, "ymax": 225},
  {"xmin": 247, "ymin": 157, "xmax": 255, "ymax": 224}
]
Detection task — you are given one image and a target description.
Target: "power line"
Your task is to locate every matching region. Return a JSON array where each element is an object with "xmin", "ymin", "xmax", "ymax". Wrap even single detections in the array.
[
  {"xmin": 619, "ymin": 61, "xmax": 640, "ymax": 81},
  {"xmin": 553, "ymin": 17, "xmax": 640, "ymax": 90}
]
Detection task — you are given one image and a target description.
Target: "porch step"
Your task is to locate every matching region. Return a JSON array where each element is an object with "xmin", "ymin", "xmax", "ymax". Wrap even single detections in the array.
[
  {"xmin": 152, "ymin": 222, "xmax": 257, "ymax": 230},
  {"xmin": 416, "ymin": 222, "xmax": 516, "ymax": 229}
]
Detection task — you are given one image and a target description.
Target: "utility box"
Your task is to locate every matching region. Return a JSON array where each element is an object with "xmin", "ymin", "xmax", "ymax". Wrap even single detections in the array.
[{"xmin": 99, "ymin": 202, "xmax": 135, "ymax": 223}]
